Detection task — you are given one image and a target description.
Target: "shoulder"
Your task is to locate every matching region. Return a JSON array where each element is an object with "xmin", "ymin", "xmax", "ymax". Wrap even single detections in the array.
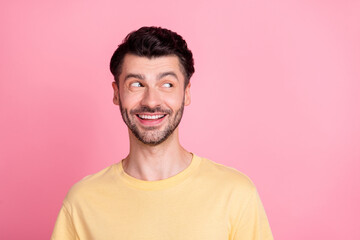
[
  {"xmin": 197, "ymin": 156, "xmax": 257, "ymax": 193},
  {"xmin": 196, "ymin": 156, "xmax": 265, "ymax": 226},
  {"xmin": 64, "ymin": 163, "xmax": 119, "ymax": 204}
]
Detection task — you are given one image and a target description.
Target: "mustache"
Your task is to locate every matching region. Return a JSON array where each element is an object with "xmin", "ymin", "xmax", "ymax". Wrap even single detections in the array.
[{"xmin": 129, "ymin": 106, "xmax": 172, "ymax": 115}]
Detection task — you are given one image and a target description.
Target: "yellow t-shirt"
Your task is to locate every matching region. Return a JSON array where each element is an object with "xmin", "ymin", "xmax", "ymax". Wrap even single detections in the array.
[{"xmin": 51, "ymin": 154, "xmax": 273, "ymax": 240}]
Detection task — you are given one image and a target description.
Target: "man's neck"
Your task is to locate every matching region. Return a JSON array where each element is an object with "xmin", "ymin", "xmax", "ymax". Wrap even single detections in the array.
[{"xmin": 122, "ymin": 129, "xmax": 192, "ymax": 181}]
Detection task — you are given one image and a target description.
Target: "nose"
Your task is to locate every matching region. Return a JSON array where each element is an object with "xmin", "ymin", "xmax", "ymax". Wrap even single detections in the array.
[{"xmin": 140, "ymin": 87, "xmax": 162, "ymax": 109}]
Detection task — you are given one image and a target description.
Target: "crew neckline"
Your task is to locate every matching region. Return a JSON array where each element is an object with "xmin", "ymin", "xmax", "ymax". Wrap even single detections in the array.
[{"xmin": 116, "ymin": 153, "xmax": 202, "ymax": 191}]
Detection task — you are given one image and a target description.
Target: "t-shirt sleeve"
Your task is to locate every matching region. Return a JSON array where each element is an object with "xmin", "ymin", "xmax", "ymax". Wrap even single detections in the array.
[
  {"xmin": 51, "ymin": 203, "xmax": 79, "ymax": 240},
  {"xmin": 232, "ymin": 189, "xmax": 274, "ymax": 240}
]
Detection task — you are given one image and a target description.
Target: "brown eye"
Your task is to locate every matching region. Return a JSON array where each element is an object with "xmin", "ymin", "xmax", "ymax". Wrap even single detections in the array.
[
  {"xmin": 130, "ymin": 82, "xmax": 143, "ymax": 87},
  {"xmin": 163, "ymin": 83, "xmax": 173, "ymax": 88}
]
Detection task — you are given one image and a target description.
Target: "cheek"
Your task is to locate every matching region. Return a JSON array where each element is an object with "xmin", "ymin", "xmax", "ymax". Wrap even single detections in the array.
[
  {"xmin": 164, "ymin": 93, "xmax": 185, "ymax": 108},
  {"xmin": 120, "ymin": 92, "xmax": 142, "ymax": 108}
]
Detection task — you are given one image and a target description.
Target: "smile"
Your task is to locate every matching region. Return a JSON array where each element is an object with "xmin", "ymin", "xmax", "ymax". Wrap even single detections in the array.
[
  {"xmin": 135, "ymin": 114, "xmax": 168, "ymax": 126},
  {"xmin": 137, "ymin": 114, "xmax": 166, "ymax": 120}
]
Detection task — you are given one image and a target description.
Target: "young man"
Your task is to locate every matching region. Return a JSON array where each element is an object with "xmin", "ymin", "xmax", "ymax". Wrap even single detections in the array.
[{"xmin": 51, "ymin": 26, "xmax": 273, "ymax": 239}]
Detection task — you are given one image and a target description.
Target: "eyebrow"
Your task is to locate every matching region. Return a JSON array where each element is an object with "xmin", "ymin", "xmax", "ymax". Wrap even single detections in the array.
[
  {"xmin": 124, "ymin": 72, "xmax": 179, "ymax": 82},
  {"xmin": 157, "ymin": 71, "xmax": 179, "ymax": 81},
  {"xmin": 124, "ymin": 73, "xmax": 145, "ymax": 81}
]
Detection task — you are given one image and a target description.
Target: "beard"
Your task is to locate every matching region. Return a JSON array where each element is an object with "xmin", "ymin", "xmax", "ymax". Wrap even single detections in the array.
[{"xmin": 119, "ymin": 98, "xmax": 185, "ymax": 146}]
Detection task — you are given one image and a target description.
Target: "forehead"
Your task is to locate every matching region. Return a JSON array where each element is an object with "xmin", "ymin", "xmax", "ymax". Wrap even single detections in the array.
[{"xmin": 120, "ymin": 54, "xmax": 184, "ymax": 79}]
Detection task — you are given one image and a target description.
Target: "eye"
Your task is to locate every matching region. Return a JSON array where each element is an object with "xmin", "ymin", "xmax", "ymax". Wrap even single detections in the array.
[
  {"xmin": 162, "ymin": 83, "xmax": 173, "ymax": 88},
  {"xmin": 130, "ymin": 82, "xmax": 143, "ymax": 87}
]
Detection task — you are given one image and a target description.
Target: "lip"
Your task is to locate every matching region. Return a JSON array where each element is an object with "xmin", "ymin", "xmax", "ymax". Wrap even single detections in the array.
[{"xmin": 135, "ymin": 113, "xmax": 167, "ymax": 126}]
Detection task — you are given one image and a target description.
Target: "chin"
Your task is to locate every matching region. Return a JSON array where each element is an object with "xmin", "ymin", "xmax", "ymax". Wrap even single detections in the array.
[{"xmin": 134, "ymin": 131, "xmax": 173, "ymax": 146}]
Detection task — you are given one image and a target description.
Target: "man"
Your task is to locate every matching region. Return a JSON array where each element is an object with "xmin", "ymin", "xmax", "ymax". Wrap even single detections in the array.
[{"xmin": 51, "ymin": 26, "xmax": 273, "ymax": 239}]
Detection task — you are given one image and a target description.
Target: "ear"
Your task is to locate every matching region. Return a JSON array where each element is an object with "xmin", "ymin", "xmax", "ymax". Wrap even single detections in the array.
[
  {"xmin": 112, "ymin": 82, "xmax": 120, "ymax": 105},
  {"xmin": 184, "ymin": 82, "xmax": 191, "ymax": 106}
]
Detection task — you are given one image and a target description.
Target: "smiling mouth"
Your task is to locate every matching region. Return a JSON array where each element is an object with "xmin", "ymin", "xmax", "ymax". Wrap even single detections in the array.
[{"xmin": 136, "ymin": 114, "xmax": 166, "ymax": 120}]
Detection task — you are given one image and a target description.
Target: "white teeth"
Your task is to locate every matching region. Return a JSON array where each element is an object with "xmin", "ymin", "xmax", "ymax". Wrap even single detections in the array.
[{"xmin": 138, "ymin": 114, "xmax": 165, "ymax": 120}]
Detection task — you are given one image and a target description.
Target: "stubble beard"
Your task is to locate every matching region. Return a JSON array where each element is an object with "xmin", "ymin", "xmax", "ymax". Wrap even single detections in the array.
[{"xmin": 119, "ymin": 98, "xmax": 185, "ymax": 146}]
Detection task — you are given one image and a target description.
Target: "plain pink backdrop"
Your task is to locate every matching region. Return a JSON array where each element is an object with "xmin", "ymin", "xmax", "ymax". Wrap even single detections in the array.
[{"xmin": 1, "ymin": 0, "xmax": 359, "ymax": 239}]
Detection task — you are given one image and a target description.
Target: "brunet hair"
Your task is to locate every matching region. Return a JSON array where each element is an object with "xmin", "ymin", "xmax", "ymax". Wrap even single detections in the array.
[{"xmin": 109, "ymin": 26, "xmax": 195, "ymax": 88}]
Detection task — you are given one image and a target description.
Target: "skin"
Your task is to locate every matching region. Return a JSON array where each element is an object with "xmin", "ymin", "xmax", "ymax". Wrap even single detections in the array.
[{"xmin": 112, "ymin": 54, "xmax": 193, "ymax": 181}]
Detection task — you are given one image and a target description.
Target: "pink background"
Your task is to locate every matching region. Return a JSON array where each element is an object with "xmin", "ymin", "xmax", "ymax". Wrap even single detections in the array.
[{"xmin": 1, "ymin": 0, "xmax": 359, "ymax": 239}]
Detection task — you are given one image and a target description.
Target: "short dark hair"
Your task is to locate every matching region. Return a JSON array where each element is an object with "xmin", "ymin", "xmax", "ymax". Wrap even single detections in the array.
[{"xmin": 110, "ymin": 26, "xmax": 195, "ymax": 87}]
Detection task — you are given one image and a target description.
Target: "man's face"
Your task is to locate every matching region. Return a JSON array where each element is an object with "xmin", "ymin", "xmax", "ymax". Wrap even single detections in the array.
[{"xmin": 112, "ymin": 54, "xmax": 191, "ymax": 145}]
